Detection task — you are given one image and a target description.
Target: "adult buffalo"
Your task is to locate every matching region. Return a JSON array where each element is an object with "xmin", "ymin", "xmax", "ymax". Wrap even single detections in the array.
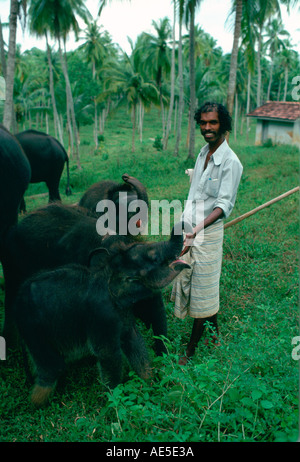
[
  {"xmin": 15, "ymin": 129, "xmax": 71, "ymax": 212},
  {"xmin": 0, "ymin": 124, "xmax": 31, "ymax": 260}
]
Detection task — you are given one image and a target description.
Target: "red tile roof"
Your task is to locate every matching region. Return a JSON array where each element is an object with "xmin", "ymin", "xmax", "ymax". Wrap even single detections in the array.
[{"xmin": 247, "ymin": 101, "xmax": 300, "ymax": 121}]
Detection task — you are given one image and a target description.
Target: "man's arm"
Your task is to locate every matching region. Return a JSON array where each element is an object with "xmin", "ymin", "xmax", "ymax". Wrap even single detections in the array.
[{"xmin": 181, "ymin": 207, "xmax": 224, "ymax": 256}]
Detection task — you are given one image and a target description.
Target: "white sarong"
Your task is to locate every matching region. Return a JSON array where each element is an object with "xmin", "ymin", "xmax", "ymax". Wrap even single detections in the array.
[{"xmin": 171, "ymin": 221, "xmax": 224, "ymax": 319}]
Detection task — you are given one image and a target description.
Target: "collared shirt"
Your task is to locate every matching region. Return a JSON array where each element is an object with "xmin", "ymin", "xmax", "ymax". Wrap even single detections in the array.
[{"xmin": 183, "ymin": 139, "xmax": 243, "ymax": 226}]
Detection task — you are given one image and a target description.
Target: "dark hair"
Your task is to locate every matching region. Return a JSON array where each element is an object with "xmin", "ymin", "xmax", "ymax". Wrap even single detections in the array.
[{"xmin": 194, "ymin": 102, "xmax": 232, "ymax": 134}]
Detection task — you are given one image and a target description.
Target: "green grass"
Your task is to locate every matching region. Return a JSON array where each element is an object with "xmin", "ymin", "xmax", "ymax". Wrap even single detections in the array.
[{"xmin": 0, "ymin": 106, "xmax": 299, "ymax": 442}]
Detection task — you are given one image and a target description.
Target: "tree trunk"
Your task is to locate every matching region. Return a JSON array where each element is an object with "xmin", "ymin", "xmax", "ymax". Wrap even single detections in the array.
[
  {"xmin": 256, "ymin": 25, "xmax": 263, "ymax": 108},
  {"xmin": 163, "ymin": 1, "xmax": 176, "ymax": 151},
  {"xmin": 267, "ymin": 53, "xmax": 274, "ymax": 100},
  {"xmin": 246, "ymin": 71, "xmax": 251, "ymax": 141},
  {"xmin": 174, "ymin": 13, "xmax": 184, "ymax": 158},
  {"xmin": 234, "ymin": 92, "xmax": 238, "ymax": 141},
  {"xmin": 94, "ymin": 97, "xmax": 98, "ymax": 148},
  {"xmin": 59, "ymin": 39, "xmax": 81, "ymax": 169},
  {"xmin": 277, "ymin": 79, "xmax": 281, "ymax": 101},
  {"xmin": 187, "ymin": 4, "xmax": 196, "ymax": 160},
  {"xmin": 131, "ymin": 104, "xmax": 136, "ymax": 152},
  {"xmin": 226, "ymin": 0, "xmax": 243, "ymax": 118},
  {"xmin": 138, "ymin": 100, "xmax": 144, "ymax": 142},
  {"xmin": 0, "ymin": 19, "xmax": 7, "ymax": 78},
  {"xmin": 46, "ymin": 33, "xmax": 63, "ymax": 145},
  {"xmin": 283, "ymin": 67, "xmax": 288, "ymax": 101},
  {"xmin": 3, "ymin": 0, "xmax": 18, "ymax": 131}
]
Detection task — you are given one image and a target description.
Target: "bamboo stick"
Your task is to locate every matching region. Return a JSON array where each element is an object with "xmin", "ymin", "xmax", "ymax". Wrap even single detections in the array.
[{"xmin": 224, "ymin": 186, "xmax": 299, "ymax": 229}]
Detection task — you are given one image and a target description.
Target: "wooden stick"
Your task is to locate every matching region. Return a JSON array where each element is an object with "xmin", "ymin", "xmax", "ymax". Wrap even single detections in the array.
[{"xmin": 224, "ymin": 186, "xmax": 299, "ymax": 229}]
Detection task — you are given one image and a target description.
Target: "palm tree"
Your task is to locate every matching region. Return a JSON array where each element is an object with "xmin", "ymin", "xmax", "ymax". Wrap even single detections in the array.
[
  {"xmin": 239, "ymin": 0, "xmax": 257, "ymax": 138},
  {"xmin": 0, "ymin": 19, "xmax": 7, "ymax": 79},
  {"xmin": 264, "ymin": 18, "xmax": 289, "ymax": 100},
  {"xmin": 28, "ymin": 0, "xmax": 91, "ymax": 169},
  {"xmin": 163, "ymin": 3, "xmax": 176, "ymax": 150},
  {"xmin": 226, "ymin": 0, "xmax": 243, "ymax": 120},
  {"xmin": 3, "ymin": 0, "xmax": 19, "ymax": 130},
  {"xmin": 141, "ymin": 18, "xmax": 172, "ymax": 139},
  {"xmin": 78, "ymin": 20, "xmax": 110, "ymax": 147},
  {"xmin": 78, "ymin": 20, "xmax": 108, "ymax": 79},
  {"xmin": 279, "ymin": 40, "xmax": 298, "ymax": 101},
  {"xmin": 104, "ymin": 46, "xmax": 159, "ymax": 152},
  {"xmin": 182, "ymin": 0, "xmax": 203, "ymax": 160},
  {"xmin": 174, "ymin": 0, "xmax": 185, "ymax": 157},
  {"xmin": 254, "ymin": 0, "xmax": 281, "ymax": 107},
  {"xmin": 28, "ymin": 0, "xmax": 63, "ymax": 143}
]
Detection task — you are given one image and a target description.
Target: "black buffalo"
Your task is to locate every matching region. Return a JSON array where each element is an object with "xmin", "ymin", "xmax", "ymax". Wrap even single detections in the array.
[
  {"xmin": 14, "ymin": 227, "xmax": 188, "ymax": 407},
  {"xmin": 15, "ymin": 129, "xmax": 71, "ymax": 212},
  {"xmin": 0, "ymin": 124, "xmax": 31, "ymax": 259}
]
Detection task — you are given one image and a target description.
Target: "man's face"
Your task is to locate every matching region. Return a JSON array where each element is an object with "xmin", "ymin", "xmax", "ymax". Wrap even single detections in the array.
[{"xmin": 199, "ymin": 110, "xmax": 222, "ymax": 145}]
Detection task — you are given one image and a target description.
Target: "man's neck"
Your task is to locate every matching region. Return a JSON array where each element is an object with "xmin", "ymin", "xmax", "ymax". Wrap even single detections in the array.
[{"xmin": 208, "ymin": 136, "xmax": 225, "ymax": 155}]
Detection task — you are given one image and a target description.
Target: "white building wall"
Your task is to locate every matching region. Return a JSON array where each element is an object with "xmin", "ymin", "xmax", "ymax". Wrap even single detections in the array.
[{"xmin": 255, "ymin": 119, "xmax": 300, "ymax": 147}]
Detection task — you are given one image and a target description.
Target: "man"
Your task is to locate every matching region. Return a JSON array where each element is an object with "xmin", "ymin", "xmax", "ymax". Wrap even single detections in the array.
[{"xmin": 171, "ymin": 102, "xmax": 243, "ymax": 365}]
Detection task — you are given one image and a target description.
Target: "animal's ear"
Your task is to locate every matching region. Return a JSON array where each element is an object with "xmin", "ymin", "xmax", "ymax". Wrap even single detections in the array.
[{"xmin": 88, "ymin": 247, "xmax": 111, "ymax": 268}]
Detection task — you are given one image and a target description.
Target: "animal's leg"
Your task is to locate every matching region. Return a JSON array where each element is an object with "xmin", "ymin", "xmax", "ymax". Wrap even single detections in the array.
[
  {"xmin": 22, "ymin": 337, "xmax": 65, "ymax": 407},
  {"xmin": 133, "ymin": 293, "xmax": 167, "ymax": 356},
  {"xmin": 121, "ymin": 326, "xmax": 151, "ymax": 380},
  {"xmin": 94, "ymin": 345, "xmax": 123, "ymax": 388},
  {"xmin": 47, "ymin": 178, "xmax": 61, "ymax": 203}
]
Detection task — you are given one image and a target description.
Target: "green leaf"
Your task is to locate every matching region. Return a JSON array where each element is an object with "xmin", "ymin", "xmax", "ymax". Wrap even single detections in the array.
[
  {"xmin": 251, "ymin": 390, "xmax": 263, "ymax": 401},
  {"xmin": 261, "ymin": 400, "xmax": 274, "ymax": 409}
]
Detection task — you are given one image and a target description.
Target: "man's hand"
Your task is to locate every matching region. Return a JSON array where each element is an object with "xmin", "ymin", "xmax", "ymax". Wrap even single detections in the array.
[{"xmin": 180, "ymin": 230, "xmax": 197, "ymax": 256}]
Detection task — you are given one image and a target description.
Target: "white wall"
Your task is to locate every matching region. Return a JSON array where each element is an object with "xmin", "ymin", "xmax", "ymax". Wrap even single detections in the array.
[{"xmin": 255, "ymin": 119, "xmax": 300, "ymax": 147}]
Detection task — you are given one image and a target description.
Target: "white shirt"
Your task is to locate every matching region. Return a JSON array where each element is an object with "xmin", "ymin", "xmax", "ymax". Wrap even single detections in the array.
[{"xmin": 183, "ymin": 139, "xmax": 243, "ymax": 226}]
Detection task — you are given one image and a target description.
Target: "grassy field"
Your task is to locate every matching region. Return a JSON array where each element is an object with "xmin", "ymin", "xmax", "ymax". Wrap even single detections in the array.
[{"xmin": 0, "ymin": 105, "xmax": 299, "ymax": 443}]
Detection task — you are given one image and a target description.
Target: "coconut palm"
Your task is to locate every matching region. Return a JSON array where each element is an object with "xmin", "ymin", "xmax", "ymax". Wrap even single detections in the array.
[
  {"xmin": 264, "ymin": 18, "xmax": 290, "ymax": 100},
  {"xmin": 181, "ymin": 0, "xmax": 203, "ymax": 160},
  {"xmin": 174, "ymin": 0, "xmax": 185, "ymax": 157},
  {"xmin": 140, "ymin": 18, "xmax": 172, "ymax": 139},
  {"xmin": 278, "ymin": 40, "xmax": 298, "ymax": 101},
  {"xmin": 28, "ymin": 0, "xmax": 91, "ymax": 169},
  {"xmin": 3, "ymin": 0, "xmax": 21, "ymax": 131},
  {"xmin": 78, "ymin": 20, "xmax": 109, "ymax": 79},
  {"xmin": 78, "ymin": 20, "xmax": 114, "ymax": 147},
  {"xmin": 28, "ymin": 0, "xmax": 64, "ymax": 143},
  {"xmin": 254, "ymin": 0, "xmax": 281, "ymax": 107},
  {"xmin": 226, "ymin": 0, "xmax": 243, "ymax": 119},
  {"xmin": 0, "ymin": 19, "xmax": 7, "ymax": 78},
  {"xmin": 163, "ymin": 3, "xmax": 176, "ymax": 150},
  {"xmin": 104, "ymin": 46, "xmax": 159, "ymax": 152}
]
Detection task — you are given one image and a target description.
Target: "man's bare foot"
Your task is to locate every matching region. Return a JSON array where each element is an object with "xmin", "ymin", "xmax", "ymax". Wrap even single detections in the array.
[
  {"xmin": 204, "ymin": 335, "xmax": 220, "ymax": 347},
  {"xmin": 178, "ymin": 346, "xmax": 195, "ymax": 365},
  {"xmin": 178, "ymin": 355, "xmax": 189, "ymax": 365}
]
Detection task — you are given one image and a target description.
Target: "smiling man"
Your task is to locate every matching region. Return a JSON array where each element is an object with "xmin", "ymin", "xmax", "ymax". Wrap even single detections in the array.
[{"xmin": 171, "ymin": 102, "xmax": 243, "ymax": 364}]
